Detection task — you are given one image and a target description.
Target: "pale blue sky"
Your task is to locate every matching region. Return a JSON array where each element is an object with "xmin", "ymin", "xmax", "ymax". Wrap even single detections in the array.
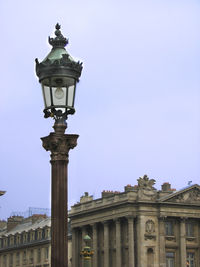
[{"xmin": 0, "ymin": 0, "xmax": 200, "ymax": 219}]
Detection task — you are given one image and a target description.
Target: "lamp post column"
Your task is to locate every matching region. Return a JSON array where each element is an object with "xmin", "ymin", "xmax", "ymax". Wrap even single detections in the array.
[{"xmin": 41, "ymin": 121, "xmax": 78, "ymax": 267}]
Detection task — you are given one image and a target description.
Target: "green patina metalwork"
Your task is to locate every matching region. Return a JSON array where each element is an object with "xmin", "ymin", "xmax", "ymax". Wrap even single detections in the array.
[{"xmin": 81, "ymin": 235, "xmax": 94, "ymax": 267}]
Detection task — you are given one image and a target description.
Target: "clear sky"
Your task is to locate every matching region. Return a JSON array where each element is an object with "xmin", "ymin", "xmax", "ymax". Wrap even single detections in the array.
[{"xmin": 0, "ymin": 0, "xmax": 200, "ymax": 220}]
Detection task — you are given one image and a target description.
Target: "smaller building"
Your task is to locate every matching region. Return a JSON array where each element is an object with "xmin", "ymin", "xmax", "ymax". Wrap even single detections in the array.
[
  {"xmin": 0, "ymin": 192, "xmax": 6, "ymax": 197},
  {"xmin": 0, "ymin": 214, "xmax": 72, "ymax": 267}
]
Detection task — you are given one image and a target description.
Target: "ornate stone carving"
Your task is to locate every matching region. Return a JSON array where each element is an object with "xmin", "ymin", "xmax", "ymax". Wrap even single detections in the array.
[
  {"xmin": 189, "ymin": 188, "xmax": 200, "ymax": 202},
  {"xmin": 145, "ymin": 220, "xmax": 155, "ymax": 234},
  {"xmin": 168, "ymin": 188, "xmax": 200, "ymax": 204},
  {"xmin": 137, "ymin": 175, "xmax": 156, "ymax": 190},
  {"xmin": 144, "ymin": 220, "xmax": 156, "ymax": 240},
  {"xmin": 41, "ymin": 132, "xmax": 79, "ymax": 161},
  {"xmin": 137, "ymin": 175, "xmax": 157, "ymax": 201},
  {"xmin": 186, "ymin": 237, "xmax": 196, "ymax": 242},
  {"xmin": 165, "ymin": 236, "xmax": 176, "ymax": 241}
]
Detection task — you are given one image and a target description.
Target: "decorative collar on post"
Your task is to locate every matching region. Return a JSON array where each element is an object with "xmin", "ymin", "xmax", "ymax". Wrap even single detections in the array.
[{"xmin": 81, "ymin": 235, "xmax": 94, "ymax": 267}]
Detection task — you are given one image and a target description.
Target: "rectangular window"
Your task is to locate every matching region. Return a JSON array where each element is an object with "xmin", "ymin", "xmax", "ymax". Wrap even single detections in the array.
[
  {"xmin": 23, "ymin": 251, "xmax": 26, "ymax": 264},
  {"xmin": 166, "ymin": 252, "xmax": 175, "ymax": 267},
  {"xmin": 29, "ymin": 250, "xmax": 34, "ymax": 264},
  {"xmin": 17, "ymin": 236, "xmax": 20, "ymax": 245},
  {"xmin": 3, "ymin": 255, "xmax": 7, "ymax": 267},
  {"xmin": 45, "ymin": 247, "xmax": 49, "ymax": 260},
  {"xmin": 3, "ymin": 239, "xmax": 7, "ymax": 247},
  {"xmin": 30, "ymin": 232, "xmax": 34, "ymax": 241},
  {"xmin": 187, "ymin": 252, "xmax": 195, "ymax": 267},
  {"xmin": 16, "ymin": 253, "xmax": 20, "ymax": 266},
  {"xmin": 23, "ymin": 234, "xmax": 27, "ymax": 243},
  {"xmin": 38, "ymin": 231, "xmax": 42, "ymax": 240},
  {"xmin": 186, "ymin": 223, "xmax": 194, "ymax": 237},
  {"xmin": 165, "ymin": 222, "xmax": 173, "ymax": 236},
  {"xmin": 9, "ymin": 254, "xmax": 13, "ymax": 267},
  {"xmin": 37, "ymin": 249, "xmax": 41, "ymax": 263}
]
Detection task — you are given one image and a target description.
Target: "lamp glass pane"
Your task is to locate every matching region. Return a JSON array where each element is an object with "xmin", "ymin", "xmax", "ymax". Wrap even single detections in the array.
[
  {"xmin": 42, "ymin": 84, "xmax": 51, "ymax": 108},
  {"xmin": 67, "ymin": 85, "xmax": 75, "ymax": 107}
]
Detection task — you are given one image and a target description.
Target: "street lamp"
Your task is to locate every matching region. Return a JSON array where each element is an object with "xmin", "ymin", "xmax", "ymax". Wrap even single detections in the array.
[{"xmin": 35, "ymin": 24, "xmax": 82, "ymax": 267}]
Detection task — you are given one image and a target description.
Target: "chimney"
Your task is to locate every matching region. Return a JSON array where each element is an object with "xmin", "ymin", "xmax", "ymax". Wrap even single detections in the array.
[
  {"xmin": 0, "ymin": 220, "xmax": 7, "ymax": 229},
  {"xmin": 101, "ymin": 190, "xmax": 120, "ymax": 198},
  {"xmin": 7, "ymin": 216, "xmax": 23, "ymax": 232},
  {"xmin": 124, "ymin": 184, "xmax": 135, "ymax": 192},
  {"xmin": 31, "ymin": 214, "xmax": 47, "ymax": 224},
  {"xmin": 161, "ymin": 182, "xmax": 171, "ymax": 192},
  {"xmin": 102, "ymin": 190, "xmax": 114, "ymax": 198}
]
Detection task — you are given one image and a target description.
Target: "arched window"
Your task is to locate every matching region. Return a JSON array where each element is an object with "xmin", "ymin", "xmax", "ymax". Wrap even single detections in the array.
[{"xmin": 147, "ymin": 248, "xmax": 154, "ymax": 267}]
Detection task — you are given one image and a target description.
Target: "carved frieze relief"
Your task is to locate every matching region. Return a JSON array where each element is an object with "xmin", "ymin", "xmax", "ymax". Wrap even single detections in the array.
[
  {"xmin": 144, "ymin": 220, "xmax": 156, "ymax": 241},
  {"xmin": 168, "ymin": 188, "xmax": 200, "ymax": 204}
]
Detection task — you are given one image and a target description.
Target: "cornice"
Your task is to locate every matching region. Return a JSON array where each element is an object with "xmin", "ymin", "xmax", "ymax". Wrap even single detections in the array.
[{"xmin": 0, "ymin": 238, "xmax": 51, "ymax": 253}]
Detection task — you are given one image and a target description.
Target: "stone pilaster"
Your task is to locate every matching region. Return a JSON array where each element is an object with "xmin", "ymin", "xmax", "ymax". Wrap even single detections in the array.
[
  {"xmin": 127, "ymin": 216, "xmax": 135, "ymax": 267},
  {"xmin": 92, "ymin": 223, "xmax": 98, "ymax": 267},
  {"xmin": 72, "ymin": 228, "xmax": 77, "ymax": 267},
  {"xmin": 159, "ymin": 217, "xmax": 166, "ymax": 267},
  {"xmin": 137, "ymin": 215, "xmax": 143, "ymax": 267},
  {"xmin": 115, "ymin": 218, "xmax": 121, "ymax": 267},
  {"xmin": 103, "ymin": 221, "xmax": 109, "ymax": 267},
  {"xmin": 180, "ymin": 218, "xmax": 187, "ymax": 267}
]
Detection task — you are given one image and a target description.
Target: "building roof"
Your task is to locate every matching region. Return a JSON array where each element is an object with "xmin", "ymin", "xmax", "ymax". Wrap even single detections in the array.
[{"xmin": 0, "ymin": 217, "xmax": 51, "ymax": 237}]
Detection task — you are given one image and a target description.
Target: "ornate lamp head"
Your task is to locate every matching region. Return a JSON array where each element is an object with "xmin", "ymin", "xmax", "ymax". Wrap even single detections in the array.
[{"xmin": 35, "ymin": 24, "xmax": 83, "ymax": 121}]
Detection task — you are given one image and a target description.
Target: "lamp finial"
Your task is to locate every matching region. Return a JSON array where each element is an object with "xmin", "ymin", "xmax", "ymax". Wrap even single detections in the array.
[{"xmin": 48, "ymin": 23, "xmax": 68, "ymax": 48}]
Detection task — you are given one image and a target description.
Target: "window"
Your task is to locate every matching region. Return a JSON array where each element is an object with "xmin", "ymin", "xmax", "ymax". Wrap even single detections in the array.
[
  {"xmin": 23, "ymin": 234, "xmax": 27, "ymax": 244},
  {"xmin": 187, "ymin": 252, "xmax": 195, "ymax": 267},
  {"xmin": 29, "ymin": 250, "xmax": 34, "ymax": 264},
  {"xmin": 3, "ymin": 238, "xmax": 7, "ymax": 247},
  {"xmin": 37, "ymin": 249, "xmax": 41, "ymax": 263},
  {"xmin": 30, "ymin": 232, "xmax": 35, "ymax": 241},
  {"xmin": 45, "ymin": 247, "xmax": 49, "ymax": 260},
  {"xmin": 45, "ymin": 229, "xmax": 49, "ymax": 239},
  {"xmin": 186, "ymin": 223, "xmax": 194, "ymax": 237},
  {"xmin": 147, "ymin": 248, "xmax": 154, "ymax": 266},
  {"xmin": 23, "ymin": 251, "xmax": 26, "ymax": 264},
  {"xmin": 165, "ymin": 222, "xmax": 173, "ymax": 236},
  {"xmin": 10, "ymin": 237, "xmax": 14, "ymax": 246},
  {"xmin": 9, "ymin": 254, "xmax": 13, "ymax": 267},
  {"xmin": 3, "ymin": 255, "xmax": 7, "ymax": 267},
  {"xmin": 166, "ymin": 252, "xmax": 175, "ymax": 267},
  {"xmin": 16, "ymin": 236, "xmax": 21, "ymax": 245},
  {"xmin": 16, "ymin": 253, "xmax": 20, "ymax": 266}
]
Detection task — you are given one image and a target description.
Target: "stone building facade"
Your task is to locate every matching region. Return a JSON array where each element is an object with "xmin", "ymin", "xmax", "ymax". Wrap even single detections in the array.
[
  {"xmin": 0, "ymin": 215, "xmax": 72, "ymax": 267},
  {"xmin": 69, "ymin": 175, "xmax": 200, "ymax": 267}
]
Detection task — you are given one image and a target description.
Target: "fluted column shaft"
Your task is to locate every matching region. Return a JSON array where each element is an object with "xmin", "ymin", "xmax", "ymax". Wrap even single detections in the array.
[
  {"xmin": 159, "ymin": 218, "xmax": 166, "ymax": 267},
  {"xmin": 72, "ymin": 228, "xmax": 77, "ymax": 267},
  {"xmin": 127, "ymin": 217, "xmax": 135, "ymax": 267},
  {"xmin": 180, "ymin": 218, "xmax": 187, "ymax": 266},
  {"xmin": 41, "ymin": 122, "xmax": 78, "ymax": 267},
  {"xmin": 115, "ymin": 219, "xmax": 121, "ymax": 267},
  {"xmin": 92, "ymin": 224, "xmax": 98, "ymax": 267},
  {"xmin": 103, "ymin": 221, "xmax": 109, "ymax": 267}
]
